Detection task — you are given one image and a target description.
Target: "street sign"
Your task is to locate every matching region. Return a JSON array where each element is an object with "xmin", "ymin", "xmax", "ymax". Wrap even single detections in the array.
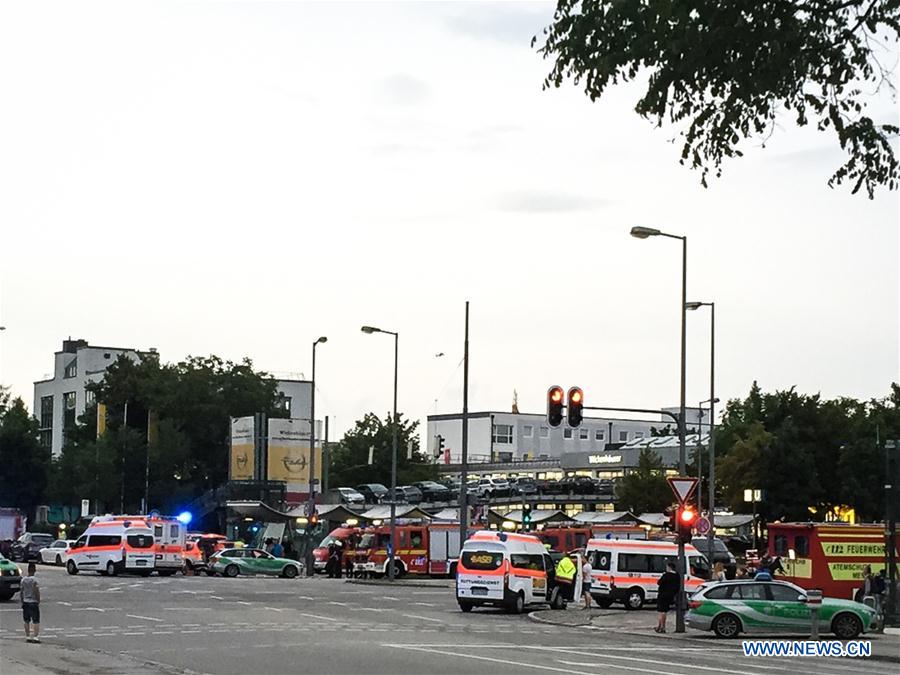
[
  {"xmin": 80, "ymin": 499, "xmax": 90, "ymax": 518},
  {"xmin": 696, "ymin": 516, "xmax": 710, "ymax": 535},
  {"xmin": 667, "ymin": 476, "xmax": 699, "ymax": 504}
]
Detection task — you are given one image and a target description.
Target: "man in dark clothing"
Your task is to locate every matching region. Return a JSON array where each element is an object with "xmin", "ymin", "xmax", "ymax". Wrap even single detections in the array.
[
  {"xmin": 655, "ymin": 562, "xmax": 679, "ymax": 634},
  {"xmin": 768, "ymin": 556, "xmax": 785, "ymax": 576}
]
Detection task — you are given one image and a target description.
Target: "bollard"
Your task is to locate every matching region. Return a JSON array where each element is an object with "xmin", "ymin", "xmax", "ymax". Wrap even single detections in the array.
[{"xmin": 807, "ymin": 589, "xmax": 823, "ymax": 640}]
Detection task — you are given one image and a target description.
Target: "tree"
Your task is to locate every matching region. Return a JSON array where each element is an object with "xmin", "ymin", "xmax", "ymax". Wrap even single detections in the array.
[
  {"xmin": 535, "ymin": 1, "xmax": 899, "ymax": 197},
  {"xmin": 328, "ymin": 412, "xmax": 436, "ymax": 489},
  {"xmin": 0, "ymin": 396, "xmax": 51, "ymax": 518},
  {"xmin": 615, "ymin": 448, "xmax": 673, "ymax": 514}
]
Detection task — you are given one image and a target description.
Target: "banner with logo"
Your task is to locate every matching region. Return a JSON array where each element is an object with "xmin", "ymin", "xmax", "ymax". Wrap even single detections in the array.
[
  {"xmin": 266, "ymin": 418, "xmax": 321, "ymax": 485},
  {"xmin": 230, "ymin": 416, "xmax": 256, "ymax": 481}
]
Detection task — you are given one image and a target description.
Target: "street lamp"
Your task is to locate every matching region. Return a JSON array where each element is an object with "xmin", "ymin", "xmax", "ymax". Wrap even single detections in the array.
[
  {"xmin": 305, "ymin": 336, "xmax": 327, "ymax": 577},
  {"xmin": 361, "ymin": 324, "xmax": 399, "ymax": 581},
  {"xmin": 631, "ymin": 224, "xmax": 688, "ymax": 633},
  {"xmin": 687, "ymin": 300, "xmax": 716, "ymax": 560}
]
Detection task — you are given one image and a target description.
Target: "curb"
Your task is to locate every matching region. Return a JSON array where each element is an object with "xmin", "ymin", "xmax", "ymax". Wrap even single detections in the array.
[
  {"xmin": 344, "ymin": 578, "xmax": 453, "ymax": 589},
  {"xmin": 884, "ymin": 627, "xmax": 900, "ymax": 636},
  {"xmin": 528, "ymin": 610, "xmax": 594, "ymax": 628}
]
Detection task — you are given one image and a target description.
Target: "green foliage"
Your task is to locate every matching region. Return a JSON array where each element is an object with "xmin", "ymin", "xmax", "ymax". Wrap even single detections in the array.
[
  {"xmin": 614, "ymin": 448, "xmax": 673, "ymax": 514},
  {"xmin": 0, "ymin": 396, "xmax": 51, "ymax": 517},
  {"xmin": 535, "ymin": 1, "xmax": 899, "ymax": 197},
  {"xmin": 328, "ymin": 412, "xmax": 437, "ymax": 489}
]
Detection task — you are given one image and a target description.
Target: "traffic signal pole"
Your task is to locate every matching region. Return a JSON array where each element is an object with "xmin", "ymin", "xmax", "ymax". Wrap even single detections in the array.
[{"xmin": 458, "ymin": 302, "xmax": 470, "ymax": 550}]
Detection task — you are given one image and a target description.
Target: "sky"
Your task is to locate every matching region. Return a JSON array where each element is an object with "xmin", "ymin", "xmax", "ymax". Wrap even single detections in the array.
[{"xmin": 1, "ymin": 0, "xmax": 897, "ymax": 442}]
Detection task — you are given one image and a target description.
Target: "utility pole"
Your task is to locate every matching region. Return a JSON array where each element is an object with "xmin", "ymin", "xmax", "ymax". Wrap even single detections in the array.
[
  {"xmin": 885, "ymin": 437, "xmax": 897, "ymax": 623},
  {"xmin": 120, "ymin": 401, "xmax": 128, "ymax": 514},
  {"xmin": 458, "ymin": 301, "xmax": 470, "ymax": 548}
]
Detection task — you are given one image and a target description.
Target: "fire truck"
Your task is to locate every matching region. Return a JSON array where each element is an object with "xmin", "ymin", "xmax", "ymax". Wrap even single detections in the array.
[
  {"xmin": 313, "ymin": 526, "xmax": 361, "ymax": 573},
  {"xmin": 766, "ymin": 522, "xmax": 899, "ymax": 600},
  {"xmin": 93, "ymin": 515, "xmax": 186, "ymax": 575},
  {"xmin": 353, "ymin": 523, "xmax": 462, "ymax": 577},
  {"xmin": 535, "ymin": 524, "xmax": 647, "ymax": 553}
]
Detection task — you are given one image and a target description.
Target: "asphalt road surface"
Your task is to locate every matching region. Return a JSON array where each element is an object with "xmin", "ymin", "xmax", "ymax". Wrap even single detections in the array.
[{"xmin": 0, "ymin": 565, "xmax": 896, "ymax": 674}]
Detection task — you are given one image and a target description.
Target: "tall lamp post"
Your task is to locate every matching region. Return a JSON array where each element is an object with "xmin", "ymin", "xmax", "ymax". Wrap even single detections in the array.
[
  {"xmin": 631, "ymin": 225, "xmax": 689, "ymax": 633},
  {"xmin": 361, "ymin": 325, "xmax": 399, "ymax": 581},
  {"xmin": 305, "ymin": 336, "xmax": 327, "ymax": 576},
  {"xmin": 686, "ymin": 300, "xmax": 716, "ymax": 559}
]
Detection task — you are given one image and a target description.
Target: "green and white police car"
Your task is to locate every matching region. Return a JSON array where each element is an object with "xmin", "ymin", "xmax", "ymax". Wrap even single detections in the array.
[
  {"xmin": 686, "ymin": 580, "xmax": 878, "ymax": 639},
  {"xmin": 207, "ymin": 548, "xmax": 303, "ymax": 578}
]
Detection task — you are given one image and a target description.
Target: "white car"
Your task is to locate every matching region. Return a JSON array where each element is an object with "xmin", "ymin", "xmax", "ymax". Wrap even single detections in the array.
[{"xmin": 39, "ymin": 539, "xmax": 75, "ymax": 565}]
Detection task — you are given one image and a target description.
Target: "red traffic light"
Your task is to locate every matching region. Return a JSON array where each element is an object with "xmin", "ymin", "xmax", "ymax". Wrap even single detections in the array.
[
  {"xmin": 550, "ymin": 388, "xmax": 563, "ymax": 403},
  {"xmin": 567, "ymin": 386, "xmax": 584, "ymax": 428},
  {"xmin": 680, "ymin": 507, "xmax": 696, "ymax": 524},
  {"xmin": 547, "ymin": 386, "xmax": 564, "ymax": 427}
]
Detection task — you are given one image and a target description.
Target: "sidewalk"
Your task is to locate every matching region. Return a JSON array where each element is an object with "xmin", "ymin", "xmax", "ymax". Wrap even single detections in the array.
[
  {"xmin": 344, "ymin": 577, "xmax": 454, "ymax": 589},
  {"xmin": 0, "ymin": 638, "xmax": 202, "ymax": 675}
]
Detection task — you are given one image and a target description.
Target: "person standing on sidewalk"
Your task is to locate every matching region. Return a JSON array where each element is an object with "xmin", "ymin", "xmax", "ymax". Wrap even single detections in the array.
[
  {"xmin": 580, "ymin": 554, "xmax": 593, "ymax": 610},
  {"xmin": 555, "ymin": 553, "xmax": 576, "ymax": 602},
  {"xmin": 21, "ymin": 562, "xmax": 41, "ymax": 643},
  {"xmin": 655, "ymin": 561, "xmax": 679, "ymax": 634}
]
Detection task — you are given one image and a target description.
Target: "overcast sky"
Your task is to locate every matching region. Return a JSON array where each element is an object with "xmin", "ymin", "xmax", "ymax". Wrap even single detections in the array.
[{"xmin": 1, "ymin": 1, "xmax": 897, "ymax": 441}]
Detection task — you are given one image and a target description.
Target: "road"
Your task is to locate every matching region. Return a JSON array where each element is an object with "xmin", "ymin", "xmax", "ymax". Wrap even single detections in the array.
[{"xmin": 1, "ymin": 565, "xmax": 896, "ymax": 674}]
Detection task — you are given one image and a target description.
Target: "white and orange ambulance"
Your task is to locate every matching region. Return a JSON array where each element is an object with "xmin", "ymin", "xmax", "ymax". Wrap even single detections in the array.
[
  {"xmin": 66, "ymin": 518, "xmax": 156, "ymax": 576},
  {"xmin": 88, "ymin": 515, "xmax": 187, "ymax": 575},
  {"xmin": 586, "ymin": 538, "xmax": 710, "ymax": 610},
  {"xmin": 456, "ymin": 530, "xmax": 561, "ymax": 614}
]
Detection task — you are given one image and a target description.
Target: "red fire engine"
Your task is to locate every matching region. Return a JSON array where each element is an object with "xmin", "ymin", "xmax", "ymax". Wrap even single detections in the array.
[
  {"xmin": 312, "ymin": 526, "xmax": 361, "ymax": 573},
  {"xmin": 766, "ymin": 522, "xmax": 899, "ymax": 600},
  {"xmin": 535, "ymin": 524, "xmax": 647, "ymax": 552},
  {"xmin": 353, "ymin": 523, "xmax": 462, "ymax": 577}
]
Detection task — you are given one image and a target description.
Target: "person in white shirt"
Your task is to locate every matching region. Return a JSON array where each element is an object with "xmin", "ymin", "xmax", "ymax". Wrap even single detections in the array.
[
  {"xmin": 21, "ymin": 562, "xmax": 41, "ymax": 643},
  {"xmin": 581, "ymin": 556, "xmax": 593, "ymax": 610}
]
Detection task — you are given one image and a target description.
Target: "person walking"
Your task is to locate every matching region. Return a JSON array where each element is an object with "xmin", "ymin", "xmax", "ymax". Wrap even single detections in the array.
[
  {"xmin": 21, "ymin": 562, "xmax": 41, "ymax": 643},
  {"xmin": 555, "ymin": 552, "xmax": 577, "ymax": 603},
  {"xmin": 581, "ymin": 554, "xmax": 593, "ymax": 610},
  {"xmin": 655, "ymin": 561, "xmax": 679, "ymax": 634},
  {"xmin": 712, "ymin": 562, "xmax": 727, "ymax": 582}
]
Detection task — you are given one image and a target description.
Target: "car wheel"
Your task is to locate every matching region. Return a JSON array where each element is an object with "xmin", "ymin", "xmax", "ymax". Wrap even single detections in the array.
[
  {"xmin": 392, "ymin": 560, "xmax": 405, "ymax": 579},
  {"xmin": 106, "ymin": 561, "xmax": 117, "ymax": 577},
  {"xmin": 713, "ymin": 613, "xmax": 742, "ymax": 639},
  {"xmin": 508, "ymin": 592, "xmax": 525, "ymax": 614},
  {"xmin": 459, "ymin": 601, "xmax": 474, "ymax": 613},
  {"xmin": 624, "ymin": 588, "xmax": 644, "ymax": 610},
  {"xmin": 282, "ymin": 565, "xmax": 298, "ymax": 579},
  {"xmin": 66, "ymin": 560, "xmax": 78, "ymax": 575},
  {"xmin": 832, "ymin": 612, "xmax": 862, "ymax": 640},
  {"xmin": 55, "ymin": 554, "xmax": 63, "ymax": 566},
  {"xmin": 550, "ymin": 587, "xmax": 566, "ymax": 610},
  {"xmin": 596, "ymin": 598, "xmax": 613, "ymax": 609},
  {"xmin": 225, "ymin": 564, "xmax": 239, "ymax": 578}
]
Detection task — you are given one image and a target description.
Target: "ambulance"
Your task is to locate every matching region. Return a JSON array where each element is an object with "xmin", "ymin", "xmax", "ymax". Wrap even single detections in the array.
[
  {"xmin": 91, "ymin": 515, "xmax": 186, "ymax": 575},
  {"xmin": 585, "ymin": 538, "xmax": 710, "ymax": 610},
  {"xmin": 766, "ymin": 522, "xmax": 900, "ymax": 600},
  {"xmin": 456, "ymin": 531, "xmax": 562, "ymax": 613},
  {"xmin": 66, "ymin": 519, "xmax": 156, "ymax": 576}
]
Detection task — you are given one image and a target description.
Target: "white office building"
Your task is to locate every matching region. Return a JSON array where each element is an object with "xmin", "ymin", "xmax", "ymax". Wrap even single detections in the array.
[{"xmin": 34, "ymin": 338, "xmax": 312, "ymax": 457}]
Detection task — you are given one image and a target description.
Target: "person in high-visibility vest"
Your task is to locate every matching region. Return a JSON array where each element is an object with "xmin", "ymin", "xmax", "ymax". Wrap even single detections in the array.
[{"xmin": 556, "ymin": 552, "xmax": 577, "ymax": 601}]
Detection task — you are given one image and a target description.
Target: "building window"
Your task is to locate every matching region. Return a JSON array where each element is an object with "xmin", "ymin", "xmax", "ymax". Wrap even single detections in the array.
[
  {"xmin": 595, "ymin": 429, "xmax": 604, "ymax": 441},
  {"xmin": 795, "ymin": 535, "xmax": 809, "ymax": 557},
  {"xmin": 40, "ymin": 396, "xmax": 53, "ymax": 429},
  {"xmin": 540, "ymin": 426, "xmax": 549, "ymax": 438},
  {"xmin": 523, "ymin": 425, "xmax": 533, "ymax": 438},
  {"xmin": 635, "ymin": 431, "xmax": 644, "ymax": 439},
  {"xmin": 564, "ymin": 428, "xmax": 573, "ymax": 439},
  {"xmin": 40, "ymin": 430, "xmax": 52, "ymax": 448},
  {"xmin": 618, "ymin": 430, "xmax": 629, "ymax": 442},
  {"xmin": 64, "ymin": 360, "xmax": 77, "ymax": 378},
  {"xmin": 579, "ymin": 428, "xmax": 589, "ymax": 440},
  {"xmin": 85, "ymin": 390, "xmax": 95, "ymax": 406},
  {"xmin": 492, "ymin": 424, "xmax": 513, "ymax": 444},
  {"xmin": 63, "ymin": 392, "xmax": 77, "ymax": 429}
]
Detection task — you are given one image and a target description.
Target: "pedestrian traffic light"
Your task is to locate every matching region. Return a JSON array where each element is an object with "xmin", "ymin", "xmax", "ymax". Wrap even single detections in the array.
[
  {"xmin": 522, "ymin": 504, "xmax": 533, "ymax": 532},
  {"xmin": 677, "ymin": 505, "xmax": 696, "ymax": 543},
  {"xmin": 547, "ymin": 386, "xmax": 564, "ymax": 427},
  {"xmin": 567, "ymin": 387, "xmax": 584, "ymax": 428}
]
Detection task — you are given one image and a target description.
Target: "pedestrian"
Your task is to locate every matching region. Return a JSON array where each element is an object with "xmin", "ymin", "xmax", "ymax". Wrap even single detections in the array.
[
  {"xmin": 271, "ymin": 539, "xmax": 284, "ymax": 558},
  {"xmin": 655, "ymin": 561, "xmax": 679, "ymax": 634},
  {"xmin": 735, "ymin": 565, "xmax": 749, "ymax": 579},
  {"xmin": 332, "ymin": 541, "xmax": 343, "ymax": 579},
  {"xmin": 264, "ymin": 538, "xmax": 274, "ymax": 554},
  {"xmin": 325, "ymin": 542, "xmax": 336, "ymax": 578},
  {"xmin": 555, "ymin": 552, "xmax": 576, "ymax": 603},
  {"xmin": 768, "ymin": 555, "xmax": 785, "ymax": 576},
  {"xmin": 21, "ymin": 562, "xmax": 41, "ymax": 644},
  {"xmin": 712, "ymin": 562, "xmax": 727, "ymax": 582},
  {"xmin": 283, "ymin": 538, "xmax": 296, "ymax": 561},
  {"xmin": 581, "ymin": 554, "xmax": 593, "ymax": 610}
]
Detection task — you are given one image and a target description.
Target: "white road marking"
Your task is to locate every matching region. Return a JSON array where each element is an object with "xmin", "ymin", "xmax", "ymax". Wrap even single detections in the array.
[
  {"xmin": 72, "ymin": 607, "xmax": 109, "ymax": 612},
  {"xmin": 152, "ymin": 631, "xmax": 175, "ymax": 635},
  {"xmin": 555, "ymin": 659, "xmax": 680, "ymax": 675},
  {"xmin": 328, "ymin": 601, "xmax": 349, "ymax": 606},
  {"xmin": 412, "ymin": 602, "xmax": 437, "ymax": 607},
  {"xmin": 236, "ymin": 601, "xmax": 252, "ymax": 605},
  {"xmin": 357, "ymin": 608, "xmax": 386, "ymax": 612},
  {"xmin": 122, "ymin": 631, "xmax": 145, "ymax": 636},
  {"xmin": 57, "ymin": 601, "xmax": 72, "ymax": 606},
  {"xmin": 127, "ymin": 614, "xmax": 164, "ymax": 622},
  {"xmin": 210, "ymin": 596, "xmax": 224, "ymax": 600},
  {"xmin": 298, "ymin": 612, "xmax": 340, "ymax": 622},
  {"xmin": 264, "ymin": 607, "xmax": 284, "ymax": 612},
  {"xmin": 554, "ymin": 649, "xmax": 753, "ymax": 675},
  {"xmin": 402, "ymin": 614, "xmax": 444, "ymax": 623},
  {"xmin": 387, "ymin": 645, "xmax": 584, "ymax": 674}
]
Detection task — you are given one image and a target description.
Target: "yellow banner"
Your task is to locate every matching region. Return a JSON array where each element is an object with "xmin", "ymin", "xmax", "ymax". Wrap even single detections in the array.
[
  {"xmin": 828, "ymin": 562, "xmax": 885, "ymax": 581},
  {"xmin": 821, "ymin": 542, "xmax": 886, "ymax": 557},
  {"xmin": 783, "ymin": 558, "xmax": 813, "ymax": 579},
  {"xmin": 96, "ymin": 403, "xmax": 107, "ymax": 437},
  {"xmin": 230, "ymin": 417, "xmax": 256, "ymax": 481},
  {"xmin": 266, "ymin": 418, "xmax": 321, "ymax": 484}
]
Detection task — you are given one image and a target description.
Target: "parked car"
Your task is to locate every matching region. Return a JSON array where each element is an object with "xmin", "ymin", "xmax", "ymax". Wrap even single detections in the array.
[
  {"xmin": 385, "ymin": 485, "xmax": 423, "ymax": 504},
  {"xmin": 412, "ymin": 481, "xmax": 451, "ymax": 502},
  {"xmin": 537, "ymin": 478, "xmax": 564, "ymax": 495},
  {"xmin": 9, "ymin": 533, "xmax": 55, "ymax": 562},
  {"xmin": 325, "ymin": 487, "xmax": 366, "ymax": 507},
  {"xmin": 355, "ymin": 483, "xmax": 389, "ymax": 504},
  {"xmin": 39, "ymin": 539, "xmax": 75, "ymax": 565},
  {"xmin": 510, "ymin": 477, "xmax": 538, "ymax": 496},
  {"xmin": 570, "ymin": 476, "xmax": 596, "ymax": 495},
  {"xmin": 691, "ymin": 537, "xmax": 738, "ymax": 578},
  {"xmin": 476, "ymin": 478, "xmax": 511, "ymax": 498},
  {"xmin": 208, "ymin": 548, "xmax": 303, "ymax": 578},
  {"xmin": 595, "ymin": 479, "xmax": 615, "ymax": 496},
  {"xmin": 0, "ymin": 553, "xmax": 22, "ymax": 601},
  {"xmin": 687, "ymin": 579, "xmax": 877, "ymax": 639}
]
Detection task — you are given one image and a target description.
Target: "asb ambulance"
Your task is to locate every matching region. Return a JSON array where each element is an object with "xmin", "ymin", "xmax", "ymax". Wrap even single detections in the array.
[
  {"xmin": 456, "ymin": 531, "xmax": 561, "ymax": 613},
  {"xmin": 586, "ymin": 538, "xmax": 710, "ymax": 609},
  {"xmin": 66, "ymin": 519, "xmax": 156, "ymax": 576}
]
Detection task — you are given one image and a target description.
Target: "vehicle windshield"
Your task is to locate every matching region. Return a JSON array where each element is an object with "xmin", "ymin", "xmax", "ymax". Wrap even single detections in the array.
[
  {"xmin": 462, "ymin": 550, "xmax": 504, "ymax": 571},
  {"xmin": 318, "ymin": 535, "xmax": 338, "ymax": 548}
]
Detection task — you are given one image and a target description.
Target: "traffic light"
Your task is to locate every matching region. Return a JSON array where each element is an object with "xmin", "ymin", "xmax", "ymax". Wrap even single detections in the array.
[
  {"xmin": 665, "ymin": 505, "xmax": 677, "ymax": 533},
  {"xmin": 522, "ymin": 504, "xmax": 533, "ymax": 532},
  {"xmin": 433, "ymin": 434, "xmax": 445, "ymax": 459},
  {"xmin": 677, "ymin": 505, "xmax": 696, "ymax": 543},
  {"xmin": 567, "ymin": 387, "xmax": 584, "ymax": 427},
  {"xmin": 547, "ymin": 386, "xmax": 564, "ymax": 427},
  {"xmin": 309, "ymin": 509, "xmax": 319, "ymax": 527}
]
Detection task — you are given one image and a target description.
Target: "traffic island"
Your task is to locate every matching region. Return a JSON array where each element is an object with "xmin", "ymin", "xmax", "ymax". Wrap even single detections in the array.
[{"xmin": 344, "ymin": 577, "xmax": 454, "ymax": 589}]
